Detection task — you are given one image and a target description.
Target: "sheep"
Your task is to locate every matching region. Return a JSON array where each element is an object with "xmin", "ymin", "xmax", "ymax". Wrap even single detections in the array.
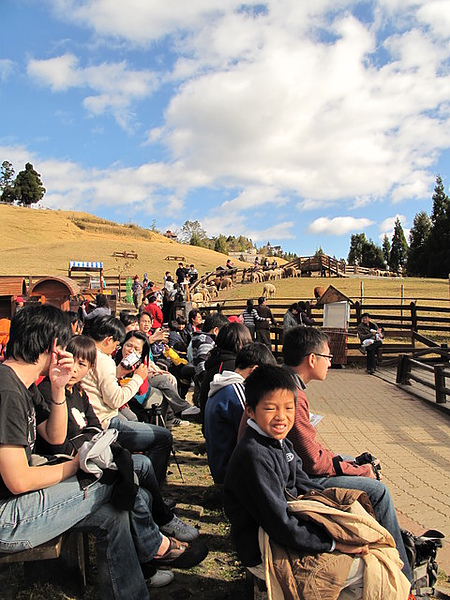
[{"xmin": 262, "ymin": 283, "xmax": 276, "ymax": 298}]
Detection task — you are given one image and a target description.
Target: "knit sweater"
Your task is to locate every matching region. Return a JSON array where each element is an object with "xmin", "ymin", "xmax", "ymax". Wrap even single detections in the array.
[{"xmin": 80, "ymin": 348, "xmax": 143, "ymax": 429}]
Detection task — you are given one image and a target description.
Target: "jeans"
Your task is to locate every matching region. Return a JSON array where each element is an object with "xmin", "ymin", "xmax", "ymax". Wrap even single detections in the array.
[
  {"xmin": 313, "ymin": 475, "xmax": 413, "ymax": 582},
  {"xmin": 366, "ymin": 340, "xmax": 382, "ymax": 371},
  {"xmin": 0, "ymin": 476, "xmax": 151, "ymax": 599},
  {"xmin": 149, "ymin": 373, "xmax": 192, "ymax": 414},
  {"xmin": 109, "ymin": 416, "xmax": 172, "ymax": 485},
  {"xmin": 132, "ymin": 454, "xmax": 172, "ymax": 526}
]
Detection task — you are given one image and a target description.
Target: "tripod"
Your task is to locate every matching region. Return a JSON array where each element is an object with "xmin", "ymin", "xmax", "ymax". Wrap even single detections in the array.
[{"xmin": 147, "ymin": 404, "xmax": 185, "ymax": 483}]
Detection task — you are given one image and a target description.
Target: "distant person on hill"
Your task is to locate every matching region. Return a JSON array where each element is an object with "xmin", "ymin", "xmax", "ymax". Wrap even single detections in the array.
[
  {"xmin": 255, "ymin": 296, "xmax": 276, "ymax": 348},
  {"xmin": 132, "ymin": 275, "xmax": 144, "ymax": 309},
  {"xmin": 240, "ymin": 299, "xmax": 266, "ymax": 341}
]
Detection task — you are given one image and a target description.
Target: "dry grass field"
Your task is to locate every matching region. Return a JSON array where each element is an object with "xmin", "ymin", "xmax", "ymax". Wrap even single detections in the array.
[
  {"xmin": 0, "ymin": 205, "xmax": 249, "ymax": 283},
  {"xmin": 2, "ymin": 204, "xmax": 448, "ymax": 306}
]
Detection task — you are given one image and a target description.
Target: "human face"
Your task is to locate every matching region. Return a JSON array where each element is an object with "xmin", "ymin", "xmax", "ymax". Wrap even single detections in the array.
[
  {"xmin": 139, "ymin": 314, "xmax": 152, "ymax": 334},
  {"xmin": 122, "ymin": 336, "xmax": 144, "ymax": 359},
  {"xmin": 246, "ymin": 389, "xmax": 296, "ymax": 440},
  {"xmin": 125, "ymin": 321, "xmax": 139, "ymax": 333},
  {"xmin": 193, "ymin": 313, "xmax": 203, "ymax": 326},
  {"xmin": 361, "ymin": 315, "xmax": 370, "ymax": 325},
  {"xmin": 68, "ymin": 357, "xmax": 91, "ymax": 388},
  {"xmin": 310, "ymin": 343, "xmax": 332, "ymax": 380}
]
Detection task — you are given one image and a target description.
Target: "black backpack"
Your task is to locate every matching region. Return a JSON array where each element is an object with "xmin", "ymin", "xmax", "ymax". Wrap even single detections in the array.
[{"xmin": 401, "ymin": 529, "xmax": 444, "ymax": 599}]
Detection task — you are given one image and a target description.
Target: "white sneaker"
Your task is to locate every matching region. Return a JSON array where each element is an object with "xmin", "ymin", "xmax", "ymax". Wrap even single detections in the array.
[
  {"xmin": 181, "ymin": 405, "xmax": 200, "ymax": 417},
  {"xmin": 172, "ymin": 417, "xmax": 190, "ymax": 427},
  {"xmin": 147, "ymin": 569, "xmax": 174, "ymax": 588},
  {"xmin": 160, "ymin": 515, "xmax": 200, "ymax": 542}
]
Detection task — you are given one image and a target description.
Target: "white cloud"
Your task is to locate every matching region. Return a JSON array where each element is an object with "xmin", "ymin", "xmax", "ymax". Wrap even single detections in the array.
[
  {"xmin": 0, "ymin": 59, "xmax": 14, "ymax": 82},
  {"xmin": 27, "ymin": 54, "xmax": 158, "ymax": 130},
  {"xmin": 379, "ymin": 214, "xmax": 407, "ymax": 231},
  {"xmin": 308, "ymin": 217, "xmax": 375, "ymax": 235}
]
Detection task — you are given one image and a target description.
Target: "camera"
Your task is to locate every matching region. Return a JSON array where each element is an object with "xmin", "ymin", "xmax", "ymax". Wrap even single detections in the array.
[{"xmin": 121, "ymin": 351, "xmax": 142, "ymax": 370}]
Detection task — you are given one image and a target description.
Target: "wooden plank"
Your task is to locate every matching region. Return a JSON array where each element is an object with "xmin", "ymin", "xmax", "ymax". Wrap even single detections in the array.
[{"xmin": 0, "ymin": 536, "xmax": 63, "ymax": 563}]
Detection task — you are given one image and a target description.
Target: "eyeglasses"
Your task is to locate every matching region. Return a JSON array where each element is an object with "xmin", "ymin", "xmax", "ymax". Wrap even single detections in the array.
[{"xmin": 309, "ymin": 352, "xmax": 333, "ymax": 361}]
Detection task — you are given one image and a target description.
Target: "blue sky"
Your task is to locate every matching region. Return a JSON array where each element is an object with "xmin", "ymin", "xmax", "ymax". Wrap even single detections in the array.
[{"xmin": 1, "ymin": 0, "xmax": 450, "ymax": 260}]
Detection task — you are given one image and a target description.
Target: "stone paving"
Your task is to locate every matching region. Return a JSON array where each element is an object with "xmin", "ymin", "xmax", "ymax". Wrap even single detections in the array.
[{"xmin": 308, "ymin": 367, "xmax": 450, "ymax": 577}]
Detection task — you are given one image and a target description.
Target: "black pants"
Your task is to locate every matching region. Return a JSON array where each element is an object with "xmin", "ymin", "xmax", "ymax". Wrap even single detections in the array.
[{"xmin": 367, "ymin": 341, "xmax": 383, "ymax": 371}]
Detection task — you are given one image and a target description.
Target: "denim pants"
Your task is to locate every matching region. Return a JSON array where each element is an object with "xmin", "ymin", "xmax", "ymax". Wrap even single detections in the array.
[
  {"xmin": 132, "ymin": 453, "xmax": 172, "ymax": 526},
  {"xmin": 313, "ymin": 475, "xmax": 413, "ymax": 582},
  {"xmin": 149, "ymin": 373, "xmax": 192, "ymax": 414},
  {"xmin": 108, "ymin": 416, "xmax": 172, "ymax": 485},
  {"xmin": 0, "ymin": 476, "xmax": 152, "ymax": 599}
]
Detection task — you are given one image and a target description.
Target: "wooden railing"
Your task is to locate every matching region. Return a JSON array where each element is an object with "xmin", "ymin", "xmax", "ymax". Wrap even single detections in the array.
[{"xmin": 396, "ymin": 346, "xmax": 450, "ymax": 410}]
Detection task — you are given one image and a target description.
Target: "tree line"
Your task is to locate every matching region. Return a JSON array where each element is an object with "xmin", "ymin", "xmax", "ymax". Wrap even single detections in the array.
[
  {"xmin": 348, "ymin": 175, "xmax": 450, "ymax": 278},
  {"xmin": 0, "ymin": 160, "xmax": 46, "ymax": 206}
]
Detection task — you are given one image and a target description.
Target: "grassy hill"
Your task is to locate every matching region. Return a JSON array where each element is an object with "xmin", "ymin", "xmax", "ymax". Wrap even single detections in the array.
[{"xmin": 0, "ymin": 204, "xmax": 250, "ymax": 284}]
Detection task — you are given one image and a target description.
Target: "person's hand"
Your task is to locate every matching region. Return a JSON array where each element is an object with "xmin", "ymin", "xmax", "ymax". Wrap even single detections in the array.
[
  {"xmin": 49, "ymin": 342, "xmax": 74, "ymax": 391},
  {"xmin": 134, "ymin": 363, "xmax": 148, "ymax": 380},
  {"xmin": 116, "ymin": 363, "xmax": 133, "ymax": 379},
  {"xmin": 335, "ymin": 542, "xmax": 369, "ymax": 555}
]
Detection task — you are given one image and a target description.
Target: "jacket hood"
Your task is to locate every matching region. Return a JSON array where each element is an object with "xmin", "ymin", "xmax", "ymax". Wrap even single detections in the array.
[{"xmin": 208, "ymin": 370, "xmax": 245, "ymax": 397}]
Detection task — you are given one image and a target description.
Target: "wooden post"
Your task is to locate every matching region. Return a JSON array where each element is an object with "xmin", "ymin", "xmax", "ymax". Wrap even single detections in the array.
[
  {"xmin": 400, "ymin": 284, "xmax": 404, "ymax": 324},
  {"xmin": 360, "ymin": 281, "xmax": 364, "ymax": 303},
  {"xmin": 434, "ymin": 365, "xmax": 447, "ymax": 404}
]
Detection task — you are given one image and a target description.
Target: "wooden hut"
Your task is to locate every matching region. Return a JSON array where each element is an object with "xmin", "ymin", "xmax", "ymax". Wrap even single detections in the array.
[
  {"xmin": 30, "ymin": 276, "xmax": 80, "ymax": 311},
  {"xmin": 0, "ymin": 276, "xmax": 28, "ymax": 318}
]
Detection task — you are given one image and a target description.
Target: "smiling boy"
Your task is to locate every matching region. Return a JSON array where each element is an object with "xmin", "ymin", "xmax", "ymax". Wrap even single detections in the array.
[{"xmin": 223, "ymin": 365, "xmax": 410, "ymax": 599}]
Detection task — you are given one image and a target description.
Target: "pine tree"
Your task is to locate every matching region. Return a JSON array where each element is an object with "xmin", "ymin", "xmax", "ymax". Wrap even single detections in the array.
[
  {"xmin": 389, "ymin": 218, "xmax": 408, "ymax": 273},
  {"xmin": 382, "ymin": 235, "xmax": 390, "ymax": 266},
  {"xmin": 13, "ymin": 162, "xmax": 46, "ymax": 206},
  {"xmin": 0, "ymin": 160, "xmax": 16, "ymax": 203},
  {"xmin": 427, "ymin": 175, "xmax": 450, "ymax": 277},
  {"xmin": 347, "ymin": 233, "xmax": 366, "ymax": 265},
  {"xmin": 407, "ymin": 211, "xmax": 431, "ymax": 276}
]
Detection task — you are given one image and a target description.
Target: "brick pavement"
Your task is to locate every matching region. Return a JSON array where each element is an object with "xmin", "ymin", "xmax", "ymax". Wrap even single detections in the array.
[{"xmin": 307, "ymin": 367, "xmax": 450, "ymax": 576}]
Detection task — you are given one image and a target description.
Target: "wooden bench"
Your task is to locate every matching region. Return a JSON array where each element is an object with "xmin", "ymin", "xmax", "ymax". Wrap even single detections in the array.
[
  {"xmin": 0, "ymin": 531, "xmax": 88, "ymax": 594},
  {"xmin": 112, "ymin": 250, "xmax": 138, "ymax": 259},
  {"xmin": 165, "ymin": 255, "xmax": 186, "ymax": 261},
  {"xmin": 348, "ymin": 328, "xmax": 415, "ymax": 365}
]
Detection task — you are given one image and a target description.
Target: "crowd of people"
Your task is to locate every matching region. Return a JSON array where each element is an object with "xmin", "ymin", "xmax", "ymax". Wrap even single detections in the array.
[{"xmin": 0, "ymin": 282, "xmax": 432, "ymax": 599}]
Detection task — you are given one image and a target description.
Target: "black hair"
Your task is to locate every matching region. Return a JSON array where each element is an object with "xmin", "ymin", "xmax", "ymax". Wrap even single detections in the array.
[
  {"xmin": 235, "ymin": 343, "xmax": 277, "ymax": 370},
  {"xmin": 5, "ymin": 304, "xmax": 71, "ymax": 363},
  {"xmin": 245, "ymin": 299, "xmax": 254, "ymax": 312},
  {"xmin": 67, "ymin": 310, "xmax": 83, "ymax": 330},
  {"xmin": 361, "ymin": 312, "xmax": 370, "ymax": 318},
  {"xmin": 258, "ymin": 296, "xmax": 265, "ymax": 305},
  {"xmin": 188, "ymin": 308, "xmax": 201, "ymax": 324},
  {"xmin": 244, "ymin": 364, "xmax": 297, "ymax": 409},
  {"xmin": 176, "ymin": 315, "xmax": 187, "ymax": 326},
  {"xmin": 215, "ymin": 322, "xmax": 252, "ymax": 354},
  {"xmin": 288, "ymin": 302, "xmax": 299, "ymax": 313},
  {"xmin": 88, "ymin": 316, "xmax": 126, "ymax": 343},
  {"xmin": 114, "ymin": 330, "xmax": 150, "ymax": 365},
  {"xmin": 282, "ymin": 326, "xmax": 330, "ymax": 367},
  {"xmin": 119, "ymin": 311, "xmax": 139, "ymax": 328},
  {"xmin": 67, "ymin": 335, "xmax": 97, "ymax": 367},
  {"xmin": 96, "ymin": 294, "xmax": 109, "ymax": 308},
  {"xmin": 297, "ymin": 301, "xmax": 307, "ymax": 311},
  {"xmin": 202, "ymin": 312, "xmax": 229, "ymax": 333}
]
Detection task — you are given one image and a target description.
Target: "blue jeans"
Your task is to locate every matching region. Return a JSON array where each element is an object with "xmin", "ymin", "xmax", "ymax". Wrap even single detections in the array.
[
  {"xmin": 132, "ymin": 454, "xmax": 172, "ymax": 526},
  {"xmin": 109, "ymin": 416, "xmax": 172, "ymax": 485},
  {"xmin": 313, "ymin": 475, "xmax": 413, "ymax": 582},
  {"xmin": 0, "ymin": 476, "xmax": 151, "ymax": 599}
]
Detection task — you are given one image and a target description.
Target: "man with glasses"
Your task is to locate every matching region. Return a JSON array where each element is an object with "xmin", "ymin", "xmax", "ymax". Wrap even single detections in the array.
[{"xmin": 282, "ymin": 326, "xmax": 412, "ymax": 582}]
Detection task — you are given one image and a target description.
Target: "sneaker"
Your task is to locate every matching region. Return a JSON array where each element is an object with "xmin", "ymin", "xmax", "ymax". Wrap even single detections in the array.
[
  {"xmin": 160, "ymin": 515, "xmax": 199, "ymax": 542},
  {"xmin": 181, "ymin": 405, "xmax": 201, "ymax": 417},
  {"xmin": 172, "ymin": 418, "xmax": 190, "ymax": 427},
  {"xmin": 148, "ymin": 569, "xmax": 175, "ymax": 588}
]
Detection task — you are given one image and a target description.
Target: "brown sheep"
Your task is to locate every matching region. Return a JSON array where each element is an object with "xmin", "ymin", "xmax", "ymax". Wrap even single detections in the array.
[{"xmin": 220, "ymin": 276, "xmax": 233, "ymax": 291}]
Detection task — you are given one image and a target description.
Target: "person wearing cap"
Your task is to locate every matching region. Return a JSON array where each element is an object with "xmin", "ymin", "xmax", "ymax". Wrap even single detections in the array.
[{"xmin": 14, "ymin": 297, "xmax": 25, "ymax": 314}]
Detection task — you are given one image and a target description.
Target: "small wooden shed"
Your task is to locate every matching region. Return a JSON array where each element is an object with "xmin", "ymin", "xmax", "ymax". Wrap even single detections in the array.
[
  {"xmin": 0, "ymin": 276, "xmax": 28, "ymax": 318},
  {"xmin": 30, "ymin": 276, "xmax": 80, "ymax": 311}
]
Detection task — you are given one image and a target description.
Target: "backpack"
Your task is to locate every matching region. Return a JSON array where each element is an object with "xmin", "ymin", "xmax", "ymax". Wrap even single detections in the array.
[{"xmin": 401, "ymin": 529, "xmax": 444, "ymax": 599}]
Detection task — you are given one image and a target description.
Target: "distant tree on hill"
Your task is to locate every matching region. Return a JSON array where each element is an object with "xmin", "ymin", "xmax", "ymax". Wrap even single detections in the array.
[
  {"xmin": 347, "ymin": 233, "xmax": 384, "ymax": 268},
  {"xmin": 389, "ymin": 218, "xmax": 408, "ymax": 272},
  {"xmin": 13, "ymin": 162, "xmax": 46, "ymax": 206},
  {"xmin": 347, "ymin": 233, "xmax": 366, "ymax": 265},
  {"xmin": 407, "ymin": 211, "xmax": 431, "ymax": 276},
  {"xmin": 179, "ymin": 220, "xmax": 209, "ymax": 246},
  {"xmin": 0, "ymin": 160, "xmax": 16, "ymax": 203},
  {"xmin": 214, "ymin": 234, "xmax": 228, "ymax": 254}
]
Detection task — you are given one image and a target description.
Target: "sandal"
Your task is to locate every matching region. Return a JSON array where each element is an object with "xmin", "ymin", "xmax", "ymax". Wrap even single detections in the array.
[{"xmin": 153, "ymin": 537, "xmax": 208, "ymax": 569}]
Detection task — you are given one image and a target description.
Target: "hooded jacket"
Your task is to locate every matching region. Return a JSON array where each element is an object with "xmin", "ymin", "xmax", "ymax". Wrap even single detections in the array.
[{"xmin": 204, "ymin": 371, "xmax": 246, "ymax": 483}]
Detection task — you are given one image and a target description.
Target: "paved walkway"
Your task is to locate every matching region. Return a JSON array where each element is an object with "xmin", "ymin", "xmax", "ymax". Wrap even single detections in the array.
[{"xmin": 308, "ymin": 366, "xmax": 450, "ymax": 579}]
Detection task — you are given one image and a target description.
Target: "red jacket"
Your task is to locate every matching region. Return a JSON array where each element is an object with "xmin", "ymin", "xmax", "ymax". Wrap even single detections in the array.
[{"xmin": 144, "ymin": 302, "xmax": 163, "ymax": 329}]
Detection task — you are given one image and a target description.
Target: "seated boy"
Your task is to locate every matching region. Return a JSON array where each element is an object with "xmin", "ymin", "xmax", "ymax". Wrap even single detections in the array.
[
  {"xmin": 204, "ymin": 342, "xmax": 276, "ymax": 484},
  {"xmin": 0, "ymin": 305, "xmax": 159, "ymax": 598},
  {"xmin": 224, "ymin": 365, "xmax": 410, "ymax": 599}
]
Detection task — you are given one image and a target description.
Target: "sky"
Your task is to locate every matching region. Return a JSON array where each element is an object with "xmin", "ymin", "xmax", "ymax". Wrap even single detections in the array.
[{"xmin": 1, "ymin": 0, "xmax": 450, "ymax": 260}]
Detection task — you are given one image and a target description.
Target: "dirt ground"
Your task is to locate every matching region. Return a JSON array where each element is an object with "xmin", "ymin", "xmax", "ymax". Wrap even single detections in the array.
[{"xmin": 0, "ymin": 417, "xmax": 247, "ymax": 600}]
